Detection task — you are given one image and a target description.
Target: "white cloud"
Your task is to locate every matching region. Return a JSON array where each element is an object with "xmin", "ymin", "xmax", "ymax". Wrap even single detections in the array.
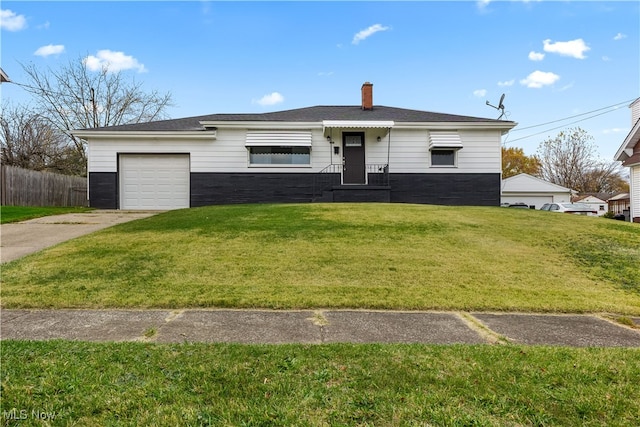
[
  {"xmin": 477, "ymin": 0, "xmax": 491, "ymax": 10},
  {"xmin": 34, "ymin": 44, "xmax": 65, "ymax": 57},
  {"xmin": 558, "ymin": 82, "xmax": 574, "ymax": 92},
  {"xmin": 613, "ymin": 33, "xmax": 627, "ymax": 41},
  {"xmin": 498, "ymin": 80, "xmax": 515, "ymax": 87},
  {"xmin": 473, "ymin": 89, "xmax": 487, "ymax": 97},
  {"xmin": 253, "ymin": 92, "xmax": 284, "ymax": 106},
  {"xmin": 352, "ymin": 24, "xmax": 390, "ymax": 45},
  {"xmin": 543, "ymin": 38, "xmax": 590, "ymax": 59},
  {"xmin": 602, "ymin": 56, "xmax": 611, "ymax": 62},
  {"xmin": 528, "ymin": 51, "xmax": 545, "ymax": 61},
  {"xmin": 603, "ymin": 128, "xmax": 626, "ymax": 134},
  {"xmin": 1, "ymin": 9, "xmax": 27, "ymax": 31},
  {"xmin": 83, "ymin": 50, "xmax": 147, "ymax": 73},
  {"xmin": 318, "ymin": 71, "xmax": 334, "ymax": 77},
  {"xmin": 520, "ymin": 70, "xmax": 560, "ymax": 88}
]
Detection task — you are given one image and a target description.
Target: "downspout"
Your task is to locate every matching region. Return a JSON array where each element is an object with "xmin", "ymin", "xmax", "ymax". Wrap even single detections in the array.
[
  {"xmin": 386, "ymin": 127, "xmax": 392, "ymax": 168},
  {"xmin": 386, "ymin": 127, "xmax": 392, "ymax": 186},
  {"xmin": 329, "ymin": 128, "xmax": 333, "ymax": 166}
]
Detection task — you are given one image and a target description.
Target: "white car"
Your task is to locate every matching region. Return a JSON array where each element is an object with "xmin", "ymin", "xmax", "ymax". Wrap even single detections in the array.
[{"xmin": 540, "ymin": 203, "xmax": 597, "ymax": 216}]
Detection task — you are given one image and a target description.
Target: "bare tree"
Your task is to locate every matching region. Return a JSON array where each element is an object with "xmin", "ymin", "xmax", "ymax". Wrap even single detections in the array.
[
  {"xmin": 0, "ymin": 102, "xmax": 81, "ymax": 174},
  {"xmin": 581, "ymin": 163, "xmax": 629, "ymax": 194},
  {"xmin": 536, "ymin": 127, "xmax": 628, "ymax": 194},
  {"xmin": 18, "ymin": 57, "xmax": 173, "ymax": 170}
]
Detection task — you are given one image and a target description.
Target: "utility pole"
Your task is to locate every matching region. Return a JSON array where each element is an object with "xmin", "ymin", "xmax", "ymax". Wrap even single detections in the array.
[{"xmin": 90, "ymin": 87, "xmax": 98, "ymax": 128}]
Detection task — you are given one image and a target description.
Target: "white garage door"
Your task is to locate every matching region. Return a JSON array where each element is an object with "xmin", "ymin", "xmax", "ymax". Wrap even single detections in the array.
[
  {"xmin": 501, "ymin": 196, "xmax": 552, "ymax": 209},
  {"xmin": 119, "ymin": 154, "xmax": 190, "ymax": 210}
]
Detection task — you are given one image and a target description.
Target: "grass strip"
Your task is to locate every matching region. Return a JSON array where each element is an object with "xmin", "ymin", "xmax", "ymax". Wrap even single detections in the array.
[
  {"xmin": 0, "ymin": 206, "xmax": 91, "ymax": 224},
  {"xmin": 1, "ymin": 340, "xmax": 639, "ymax": 426}
]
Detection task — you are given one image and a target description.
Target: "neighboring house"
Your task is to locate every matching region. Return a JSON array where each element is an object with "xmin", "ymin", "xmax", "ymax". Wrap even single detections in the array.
[
  {"xmin": 607, "ymin": 193, "xmax": 630, "ymax": 217},
  {"xmin": 72, "ymin": 82, "xmax": 516, "ymax": 210},
  {"xmin": 614, "ymin": 97, "xmax": 640, "ymax": 223},
  {"xmin": 572, "ymin": 194, "xmax": 609, "ymax": 216},
  {"xmin": 501, "ymin": 173, "xmax": 573, "ymax": 209},
  {"xmin": 0, "ymin": 68, "xmax": 10, "ymax": 83}
]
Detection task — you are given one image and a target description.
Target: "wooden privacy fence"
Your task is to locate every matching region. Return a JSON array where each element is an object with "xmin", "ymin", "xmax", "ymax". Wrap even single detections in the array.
[{"xmin": 0, "ymin": 164, "xmax": 87, "ymax": 207}]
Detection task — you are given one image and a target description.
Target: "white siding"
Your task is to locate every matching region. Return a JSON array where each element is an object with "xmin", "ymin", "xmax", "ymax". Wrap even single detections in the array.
[
  {"xmin": 501, "ymin": 195, "xmax": 552, "ymax": 208},
  {"xmin": 631, "ymin": 98, "xmax": 640, "ymax": 126},
  {"xmin": 501, "ymin": 193, "xmax": 570, "ymax": 208},
  {"xmin": 632, "ymin": 165, "xmax": 640, "ymax": 220},
  {"xmin": 576, "ymin": 196, "xmax": 608, "ymax": 216},
  {"xmin": 88, "ymin": 127, "xmax": 502, "ymax": 175},
  {"xmin": 456, "ymin": 130, "xmax": 503, "ymax": 173},
  {"xmin": 88, "ymin": 128, "xmax": 332, "ymax": 173},
  {"xmin": 381, "ymin": 129, "xmax": 501, "ymax": 174},
  {"xmin": 501, "ymin": 174, "xmax": 573, "ymax": 208}
]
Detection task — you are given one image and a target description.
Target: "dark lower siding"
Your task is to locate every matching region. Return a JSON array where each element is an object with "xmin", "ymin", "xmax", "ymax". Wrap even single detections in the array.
[
  {"xmin": 88, "ymin": 172, "xmax": 118, "ymax": 209},
  {"xmin": 89, "ymin": 171, "xmax": 500, "ymax": 208},
  {"xmin": 389, "ymin": 173, "xmax": 501, "ymax": 206},
  {"xmin": 191, "ymin": 173, "xmax": 316, "ymax": 206},
  {"xmin": 191, "ymin": 172, "xmax": 500, "ymax": 207}
]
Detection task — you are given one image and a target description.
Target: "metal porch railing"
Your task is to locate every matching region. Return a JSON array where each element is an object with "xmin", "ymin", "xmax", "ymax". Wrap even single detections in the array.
[
  {"xmin": 366, "ymin": 163, "xmax": 390, "ymax": 186},
  {"xmin": 312, "ymin": 163, "xmax": 389, "ymax": 201}
]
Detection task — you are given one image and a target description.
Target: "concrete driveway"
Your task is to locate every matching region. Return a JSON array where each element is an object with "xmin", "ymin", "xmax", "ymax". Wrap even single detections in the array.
[{"xmin": 1, "ymin": 210, "xmax": 159, "ymax": 263}]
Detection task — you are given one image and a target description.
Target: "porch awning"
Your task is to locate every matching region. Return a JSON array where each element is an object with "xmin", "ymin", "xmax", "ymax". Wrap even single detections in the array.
[
  {"xmin": 245, "ymin": 131, "xmax": 312, "ymax": 147},
  {"xmin": 322, "ymin": 120, "xmax": 395, "ymax": 130},
  {"xmin": 428, "ymin": 131, "xmax": 463, "ymax": 149}
]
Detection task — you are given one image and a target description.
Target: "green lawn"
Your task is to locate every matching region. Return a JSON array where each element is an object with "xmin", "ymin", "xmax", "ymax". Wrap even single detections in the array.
[
  {"xmin": 2, "ymin": 203, "xmax": 639, "ymax": 313},
  {"xmin": 2, "ymin": 341, "xmax": 639, "ymax": 426},
  {"xmin": 0, "ymin": 206, "xmax": 92, "ymax": 224}
]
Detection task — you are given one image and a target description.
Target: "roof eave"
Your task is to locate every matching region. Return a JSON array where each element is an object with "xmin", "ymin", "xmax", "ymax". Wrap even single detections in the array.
[
  {"xmin": 198, "ymin": 120, "xmax": 324, "ymax": 129},
  {"xmin": 622, "ymin": 153, "xmax": 640, "ymax": 167},
  {"xmin": 71, "ymin": 130, "xmax": 217, "ymax": 140},
  {"xmin": 394, "ymin": 121, "xmax": 517, "ymax": 133},
  {"xmin": 0, "ymin": 68, "xmax": 10, "ymax": 83},
  {"xmin": 614, "ymin": 119, "xmax": 640, "ymax": 161}
]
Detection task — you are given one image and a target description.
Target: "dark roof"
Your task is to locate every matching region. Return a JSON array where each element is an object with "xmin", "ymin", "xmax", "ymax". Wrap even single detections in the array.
[
  {"xmin": 573, "ymin": 193, "xmax": 614, "ymax": 202},
  {"xmin": 80, "ymin": 105, "xmax": 514, "ymax": 132}
]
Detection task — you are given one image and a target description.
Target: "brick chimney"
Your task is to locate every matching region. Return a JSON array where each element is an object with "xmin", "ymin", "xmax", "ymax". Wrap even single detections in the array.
[{"xmin": 361, "ymin": 82, "xmax": 373, "ymax": 110}]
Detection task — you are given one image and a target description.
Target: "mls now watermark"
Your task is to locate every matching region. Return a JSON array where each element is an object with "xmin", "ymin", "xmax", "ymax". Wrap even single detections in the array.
[{"xmin": 3, "ymin": 408, "xmax": 59, "ymax": 421}]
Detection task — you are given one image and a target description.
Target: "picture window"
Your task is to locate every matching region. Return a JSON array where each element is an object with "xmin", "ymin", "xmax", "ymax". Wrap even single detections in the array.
[{"xmin": 430, "ymin": 149, "xmax": 456, "ymax": 167}]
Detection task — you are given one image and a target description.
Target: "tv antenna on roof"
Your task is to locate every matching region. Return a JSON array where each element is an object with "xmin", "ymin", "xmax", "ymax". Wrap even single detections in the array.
[{"xmin": 486, "ymin": 93, "xmax": 506, "ymax": 120}]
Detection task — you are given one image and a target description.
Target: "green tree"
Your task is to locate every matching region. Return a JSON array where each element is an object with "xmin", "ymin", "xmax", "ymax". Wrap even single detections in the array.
[{"xmin": 502, "ymin": 146, "xmax": 541, "ymax": 178}]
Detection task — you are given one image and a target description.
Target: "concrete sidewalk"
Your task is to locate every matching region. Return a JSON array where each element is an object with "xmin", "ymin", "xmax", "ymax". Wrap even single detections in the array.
[
  {"xmin": 2, "ymin": 309, "xmax": 639, "ymax": 347},
  {"xmin": 1, "ymin": 210, "xmax": 158, "ymax": 264}
]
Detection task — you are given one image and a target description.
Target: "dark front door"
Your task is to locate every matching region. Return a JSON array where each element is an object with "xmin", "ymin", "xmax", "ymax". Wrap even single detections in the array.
[{"xmin": 343, "ymin": 132, "xmax": 365, "ymax": 184}]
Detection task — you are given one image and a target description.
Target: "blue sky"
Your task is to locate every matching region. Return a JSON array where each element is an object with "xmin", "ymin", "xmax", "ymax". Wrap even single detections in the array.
[{"xmin": 1, "ymin": 1, "xmax": 638, "ymax": 160}]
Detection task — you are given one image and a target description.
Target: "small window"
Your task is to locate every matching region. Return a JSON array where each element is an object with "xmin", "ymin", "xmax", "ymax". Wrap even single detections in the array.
[
  {"xmin": 430, "ymin": 149, "xmax": 456, "ymax": 167},
  {"xmin": 599, "ymin": 205, "xmax": 605, "ymax": 211},
  {"xmin": 249, "ymin": 146, "xmax": 310, "ymax": 165}
]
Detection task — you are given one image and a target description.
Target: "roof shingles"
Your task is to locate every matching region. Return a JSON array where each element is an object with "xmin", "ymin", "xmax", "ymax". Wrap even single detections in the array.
[{"xmin": 80, "ymin": 105, "xmax": 514, "ymax": 132}]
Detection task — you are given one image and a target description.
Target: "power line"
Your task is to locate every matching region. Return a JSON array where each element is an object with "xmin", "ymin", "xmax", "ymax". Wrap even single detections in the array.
[
  {"xmin": 504, "ymin": 98, "xmax": 636, "ymax": 144},
  {"xmin": 509, "ymin": 98, "xmax": 636, "ymax": 132}
]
